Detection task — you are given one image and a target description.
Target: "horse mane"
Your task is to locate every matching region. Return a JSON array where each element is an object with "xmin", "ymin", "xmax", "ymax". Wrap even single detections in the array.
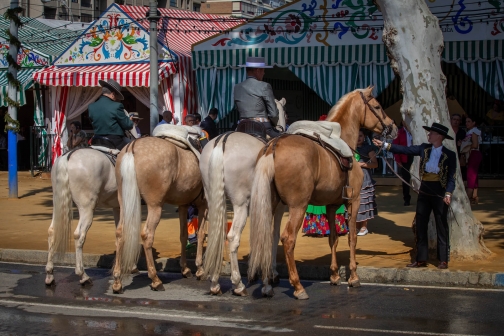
[{"xmin": 327, "ymin": 88, "xmax": 366, "ymax": 120}]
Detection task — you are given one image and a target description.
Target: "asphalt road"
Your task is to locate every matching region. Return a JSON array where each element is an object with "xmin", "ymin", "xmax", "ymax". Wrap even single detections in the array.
[{"xmin": 0, "ymin": 262, "xmax": 503, "ymax": 336}]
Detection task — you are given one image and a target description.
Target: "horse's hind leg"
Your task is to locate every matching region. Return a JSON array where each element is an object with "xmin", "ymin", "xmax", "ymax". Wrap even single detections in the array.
[
  {"xmin": 326, "ymin": 205, "xmax": 341, "ymax": 286},
  {"xmin": 141, "ymin": 205, "xmax": 164, "ymax": 291},
  {"xmin": 280, "ymin": 207, "xmax": 309, "ymax": 300},
  {"xmin": 45, "ymin": 221, "xmax": 56, "ymax": 286},
  {"xmin": 178, "ymin": 205, "xmax": 193, "ymax": 278},
  {"xmin": 227, "ymin": 204, "xmax": 248, "ymax": 296},
  {"xmin": 74, "ymin": 206, "xmax": 95, "ymax": 285},
  {"xmin": 195, "ymin": 203, "xmax": 208, "ymax": 279}
]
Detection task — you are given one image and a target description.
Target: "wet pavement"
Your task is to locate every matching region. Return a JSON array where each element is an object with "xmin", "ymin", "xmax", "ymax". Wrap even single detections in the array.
[{"xmin": 0, "ymin": 262, "xmax": 503, "ymax": 335}]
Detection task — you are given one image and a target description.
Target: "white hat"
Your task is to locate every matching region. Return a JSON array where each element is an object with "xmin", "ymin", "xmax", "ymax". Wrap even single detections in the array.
[{"xmin": 239, "ymin": 56, "xmax": 272, "ymax": 68}]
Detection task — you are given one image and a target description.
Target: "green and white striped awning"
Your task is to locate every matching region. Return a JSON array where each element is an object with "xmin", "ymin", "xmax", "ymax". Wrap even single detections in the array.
[
  {"xmin": 0, "ymin": 68, "xmax": 38, "ymax": 107},
  {"xmin": 193, "ymin": 44, "xmax": 391, "ymax": 69}
]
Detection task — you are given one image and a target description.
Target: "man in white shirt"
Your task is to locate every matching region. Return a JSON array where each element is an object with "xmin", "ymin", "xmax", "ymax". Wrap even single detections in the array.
[{"xmin": 373, "ymin": 122, "xmax": 457, "ymax": 270}]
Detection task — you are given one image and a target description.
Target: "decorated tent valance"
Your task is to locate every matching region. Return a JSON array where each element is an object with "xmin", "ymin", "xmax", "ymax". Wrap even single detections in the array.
[
  {"xmin": 0, "ymin": 68, "xmax": 38, "ymax": 106},
  {"xmin": 192, "ymin": 0, "xmax": 504, "ymax": 69},
  {"xmin": 0, "ymin": 43, "xmax": 51, "ymax": 69}
]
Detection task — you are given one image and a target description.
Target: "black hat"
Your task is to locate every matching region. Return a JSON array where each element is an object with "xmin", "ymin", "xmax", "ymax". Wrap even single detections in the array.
[
  {"xmin": 423, "ymin": 122, "xmax": 454, "ymax": 140},
  {"xmin": 98, "ymin": 79, "xmax": 124, "ymax": 101}
]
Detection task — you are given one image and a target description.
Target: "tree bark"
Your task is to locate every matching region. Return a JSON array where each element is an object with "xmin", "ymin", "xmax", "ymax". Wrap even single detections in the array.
[{"xmin": 376, "ymin": 0, "xmax": 491, "ymax": 260}]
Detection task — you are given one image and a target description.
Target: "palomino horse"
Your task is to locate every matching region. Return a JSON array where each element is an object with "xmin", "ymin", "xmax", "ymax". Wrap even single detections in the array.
[
  {"xmin": 249, "ymin": 87, "xmax": 398, "ymax": 299},
  {"xmin": 45, "ymin": 148, "xmax": 120, "ymax": 286},
  {"xmin": 111, "ymin": 127, "xmax": 207, "ymax": 293},
  {"xmin": 199, "ymin": 99, "xmax": 286, "ymax": 296}
]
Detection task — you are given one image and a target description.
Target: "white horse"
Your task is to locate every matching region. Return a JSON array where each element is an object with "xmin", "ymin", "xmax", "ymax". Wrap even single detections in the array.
[
  {"xmin": 199, "ymin": 99, "xmax": 287, "ymax": 296},
  {"xmin": 45, "ymin": 148, "xmax": 120, "ymax": 286}
]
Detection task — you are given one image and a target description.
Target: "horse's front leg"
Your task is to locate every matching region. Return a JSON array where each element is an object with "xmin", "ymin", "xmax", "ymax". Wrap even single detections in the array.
[
  {"xmin": 178, "ymin": 205, "xmax": 193, "ymax": 278},
  {"xmin": 271, "ymin": 203, "xmax": 285, "ymax": 285},
  {"xmin": 347, "ymin": 195, "xmax": 361, "ymax": 287},
  {"xmin": 326, "ymin": 204, "xmax": 341, "ymax": 285},
  {"xmin": 141, "ymin": 205, "xmax": 164, "ymax": 291},
  {"xmin": 195, "ymin": 202, "xmax": 208, "ymax": 279},
  {"xmin": 228, "ymin": 204, "xmax": 248, "ymax": 296}
]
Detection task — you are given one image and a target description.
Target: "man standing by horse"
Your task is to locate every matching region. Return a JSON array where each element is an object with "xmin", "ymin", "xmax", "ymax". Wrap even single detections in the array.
[
  {"xmin": 234, "ymin": 56, "xmax": 280, "ymax": 138},
  {"xmin": 88, "ymin": 79, "xmax": 133, "ymax": 150},
  {"xmin": 373, "ymin": 122, "xmax": 456, "ymax": 270}
]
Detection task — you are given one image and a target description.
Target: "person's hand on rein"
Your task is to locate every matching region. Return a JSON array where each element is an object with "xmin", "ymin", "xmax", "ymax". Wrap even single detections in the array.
[
  {"xmin": 443, "ymin": 195, "xmax": 451, "ymax": 205},
  {"xmin": 372, "ymin": 139, "xmax": 383, "ymax": 147}
]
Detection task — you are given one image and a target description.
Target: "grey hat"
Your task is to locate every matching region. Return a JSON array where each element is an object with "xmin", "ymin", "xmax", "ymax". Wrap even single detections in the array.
[
  {"xmin": 98, "ymin": 79, "xmax": 124, "ymax": 101},
  {"xmin": 239, "ymin": 56, "xmax": 273, "ymax": 68}
]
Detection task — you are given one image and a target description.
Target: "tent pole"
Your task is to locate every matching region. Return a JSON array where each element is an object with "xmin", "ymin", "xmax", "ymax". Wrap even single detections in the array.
[
  {"xmin": 7, "ymin": 0, "xmax": 20, "ymax": 198},
  {"xmin": 148, "ymin": 0, "xmax": 160, "ymax": 135}
]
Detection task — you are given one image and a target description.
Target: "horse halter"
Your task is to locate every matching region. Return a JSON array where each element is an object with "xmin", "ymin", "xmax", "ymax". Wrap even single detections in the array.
[{"xmin": 359, "ymin": 91, "xmax": 393, "ymax": 138}]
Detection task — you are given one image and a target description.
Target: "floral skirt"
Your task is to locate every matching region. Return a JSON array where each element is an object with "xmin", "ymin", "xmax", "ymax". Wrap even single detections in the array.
[{"xmin": 302, "ymin": 213, "xmax": 348, "ymax": 236}]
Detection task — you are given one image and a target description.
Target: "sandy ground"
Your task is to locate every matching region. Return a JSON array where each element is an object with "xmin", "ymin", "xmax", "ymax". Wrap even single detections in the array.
[{"xmin": 0, "ymin": 171, "xmax": 503, "ymax": 272}]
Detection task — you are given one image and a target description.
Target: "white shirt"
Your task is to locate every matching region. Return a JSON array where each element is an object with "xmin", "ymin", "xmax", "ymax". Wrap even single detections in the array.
[{"xmin": 425, "ymin": 145, "xmax": 443, "ymax": 174}]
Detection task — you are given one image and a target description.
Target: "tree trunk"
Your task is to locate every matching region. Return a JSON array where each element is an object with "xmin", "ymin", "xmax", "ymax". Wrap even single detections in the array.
[{"xmin": 376, "ymin": 0, "xmax": 491, "ymax": 260}]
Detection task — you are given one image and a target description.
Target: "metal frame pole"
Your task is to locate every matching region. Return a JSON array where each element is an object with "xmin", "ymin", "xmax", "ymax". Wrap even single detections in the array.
[
  {"xmin": 149, "ymin": 0, "xmax": 160, "ymax": 134},
  {"xmin": 8, "ymin": 0, "xmax": 19, "ymax": 198}
]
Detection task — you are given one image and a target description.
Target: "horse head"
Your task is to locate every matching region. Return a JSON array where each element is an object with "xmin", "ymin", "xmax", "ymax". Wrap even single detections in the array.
[
  {"xmin": 327, "ymin": 87, "xmax": 398, "ymax": 142},
  {"xmin": 275, "ymin": 98, "xmax": 287, "ymax": 132},
  {"xmin": 357, "ymin": 86, "xmax": 398, "ymax": 139}
]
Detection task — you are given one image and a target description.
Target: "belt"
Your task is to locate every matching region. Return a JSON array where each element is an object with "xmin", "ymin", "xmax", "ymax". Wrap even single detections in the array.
[
  {"xmin": 422, "ymin": 173, "xmax": 440, "ymax": 182},
  {"xmin": 241, "ymin": 117, "xmax": 269, "ymax": 123}
]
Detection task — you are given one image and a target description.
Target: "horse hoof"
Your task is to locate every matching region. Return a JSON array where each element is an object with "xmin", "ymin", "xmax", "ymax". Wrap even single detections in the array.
[
  {"xmin": 272, "ymin": 275, "xmax": 280, "ymax": 285},
  {"xmin": 330, "ymin": 277, "xmax": 341, "ymax": 286},
  {"xmin": 349, "ymin": 279, "xmax": 361, "ymax": 288},
  {"xmin": 182, "ymin": 269, "xmax": 193, "ymax": 278},
  {"xmin": 195, "ymin": 269, "xmax": 204, "ymax": 280},
  {"xmin": 45, "ymin": 276, "xmax": 55, "ymax": 286},
  {"xmin": 295, "ymin": 291, "xmax": 309, "ymax": 300},
  {"xmin": 232, "ymin": 288, "xmax": 248, "ymax": 297},
  {"xmin": 112, "ymin": 286, "xmax": 123, "ymax": 294},
  {"xmin": 150, "ymin": 283, "xmax": 165, "ymax": 291},
  {"xmin": 210, "ymin": 289, "xmax": 222, "ymax": 296},
  {"xmin": 80, "ymin": 278, "xmax": 93, "ymax": 286},
  {"xmin": 261, "ymin": 286, "xmax": 274, "ymax": 298}
]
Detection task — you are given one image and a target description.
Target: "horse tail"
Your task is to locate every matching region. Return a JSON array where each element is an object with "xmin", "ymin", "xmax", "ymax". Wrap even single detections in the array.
[
  {"xmin": 118, "ymin": 150, "xmax": 142, "ymax": 278},
  {"xmin": 248, "ymin": 152, "xmax": 275, "ymax": 281},
  {"xmin": 50, "ymin": 155, "xmax": 73, "ymax": 256},
  {"xmin": 203, "ymin": 140, "xmax": 227, "ymax": 281}
]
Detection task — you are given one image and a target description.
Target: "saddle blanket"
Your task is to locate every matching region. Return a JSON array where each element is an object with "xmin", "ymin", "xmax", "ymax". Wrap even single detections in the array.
[
  {"xmin": 152, "ymin": 124, "xmax": 202, "ymax": 159},
  {"xmin": 286, "ymin": 120, "xmax": 353, "ymax": 158}
]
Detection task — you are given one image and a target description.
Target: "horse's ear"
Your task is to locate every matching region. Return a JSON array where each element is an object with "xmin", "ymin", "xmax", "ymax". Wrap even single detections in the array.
[
  {"xmin": 280, "ymin": 98, "xmax": 286, "ymax": 106},
  {"xmin": 366, "ymin": 85, "xmax": 375, "ymax": 96}
]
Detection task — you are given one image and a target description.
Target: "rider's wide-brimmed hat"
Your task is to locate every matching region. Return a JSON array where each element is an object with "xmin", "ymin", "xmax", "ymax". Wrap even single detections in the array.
[
  {"xmin": 239, "ymin": 56, "xmax": 273, "ymax": 68},
  {"xmin": 98, "ymin": 79, "xmax": 124, "ymax": 101},
  {"xmin": 422, "ymin": 122, "xmax": 454, "ymax": 140},
  {"xmin": 129, "ymin": 112, "xmax": 143, "ymax": 120}
]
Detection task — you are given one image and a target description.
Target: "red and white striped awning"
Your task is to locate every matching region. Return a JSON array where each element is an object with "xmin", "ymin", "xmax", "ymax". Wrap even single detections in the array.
[{"xmin": 33, "ymin": 62, "xmax": 177, "ymax": 87}]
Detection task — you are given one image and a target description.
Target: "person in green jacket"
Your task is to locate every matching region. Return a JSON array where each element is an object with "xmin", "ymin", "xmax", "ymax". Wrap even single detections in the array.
[{"xmin": 88, "ymin": 79, "xmax": 133, "ymax": 150}]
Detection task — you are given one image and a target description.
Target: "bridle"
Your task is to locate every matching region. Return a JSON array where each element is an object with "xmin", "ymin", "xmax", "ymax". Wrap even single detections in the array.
[{"xmin": 359, "ymin": 91, "xmax": 394, "ymax": 138}]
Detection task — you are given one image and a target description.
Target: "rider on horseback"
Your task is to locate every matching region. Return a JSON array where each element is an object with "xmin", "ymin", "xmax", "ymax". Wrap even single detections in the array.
[
  {"xmin": 234, "ymin": 56, "xmax": 280, "ymax": 138},
  {"xmin": 88, "ymin": 79, "xmax": 134, "ymax": 150}
]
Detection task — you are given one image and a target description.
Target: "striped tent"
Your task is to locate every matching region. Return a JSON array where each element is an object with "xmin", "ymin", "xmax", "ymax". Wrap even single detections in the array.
[
  {"xmin": 192, "ymin": 0, "xmax": 504, "ymax": 121},
  {"xmin": 0, "ymin": 68, "xmax": 37, "ymax": 107}
]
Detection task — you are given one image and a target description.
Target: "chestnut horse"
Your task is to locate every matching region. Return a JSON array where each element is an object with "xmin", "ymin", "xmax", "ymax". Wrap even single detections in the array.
[
  {"xmin": 111, "ymin": 130, "xmax": 207, "ymax": 293},
  {"xmin": 248, "ymin": 87, "xmax": 398, "ymax": 299}
]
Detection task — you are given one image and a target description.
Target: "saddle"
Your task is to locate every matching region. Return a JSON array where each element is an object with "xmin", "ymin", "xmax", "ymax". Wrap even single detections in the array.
[
  {"xmin": 90, "ymin": 135, "xmax": 117, "ymax": 150},
  {"xmin": 66, "ymin": 146, "xmax": 120, "ymax": 166},
  {"xmin": 152, "ymin": 124, "xmax": 204, "ymax": 159},
  {"xmin": 287, "ymin": 120, "xmax": 353, "ymax": 171},
  {"xmin": 236, "ymin": 119, "xmax": 267, "ymax": 142}
]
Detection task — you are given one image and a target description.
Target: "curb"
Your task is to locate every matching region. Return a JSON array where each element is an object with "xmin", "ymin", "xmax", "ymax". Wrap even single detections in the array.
[{"xmin": 1, "ymin": 248, "xmax": 503, "ymax": 288}]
